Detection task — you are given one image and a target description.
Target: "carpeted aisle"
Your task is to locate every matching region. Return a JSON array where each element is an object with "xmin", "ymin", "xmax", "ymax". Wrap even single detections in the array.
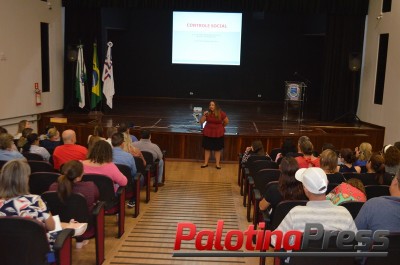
[{"xmin": 109, "ymin": 180, "xmax": 247, "ymax": 265}]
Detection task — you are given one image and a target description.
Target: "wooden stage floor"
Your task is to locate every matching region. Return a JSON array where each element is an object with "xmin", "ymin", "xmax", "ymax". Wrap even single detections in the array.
[{"xmin": 40, "ymin": 98, "xmax": 385, "ymax": 162}]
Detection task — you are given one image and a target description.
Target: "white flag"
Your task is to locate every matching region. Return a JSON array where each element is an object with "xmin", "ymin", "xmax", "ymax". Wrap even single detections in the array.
[
  {"xmin": 75, "ymin": 45, "xmax": 86, "ymax": 108},
  {"xmin": 102, "ymin": 42, "xmax": 115, "ymax": 108}
]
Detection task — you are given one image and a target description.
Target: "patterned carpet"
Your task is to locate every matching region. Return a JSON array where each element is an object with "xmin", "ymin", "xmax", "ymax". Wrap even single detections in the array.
[{"xmin": 108, "ymin": 180, "xmax": 247, "ymax": 265}]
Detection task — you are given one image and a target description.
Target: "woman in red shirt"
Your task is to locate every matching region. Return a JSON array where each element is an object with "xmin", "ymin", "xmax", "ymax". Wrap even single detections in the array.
[{"xmin": 200, "ymin": 100, "xmax": 229, "ymax": 169}]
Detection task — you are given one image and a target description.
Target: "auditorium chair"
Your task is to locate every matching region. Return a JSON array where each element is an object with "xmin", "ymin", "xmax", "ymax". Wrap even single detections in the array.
[
  {"xmin": 115, "ymin": 163, "xmax": 141, "ymax": 217},
  {"xmin": 0, "ymin": 159, "xmax": 7, "ymax": 170},
  {"xmin": 22, "ymin": 152, "xmax": 44, "ymax": 161},
  {"xmin": 28, "ymin": 160, "xmax": 55, "ymax": 173},
  {"xmin": 342, "ymin": 172, "xmax": 361, "ymax": 181},
  {"xmin": 247, "ymin": 169, "xmax": 281, "ymax": 223},
  {"xmin": 272, "ymin": 234, "xmax": 359, "ymax": 265},
  {"xmin": 365, "ymin": 232, "xmax": 400, "ymax": 265},
  {"xmin": 253, "ymin": 181, "xmax": 278, "ymax": 229},
  {"xmin": 240, "ymin": 155, "xmax": 269, "ymax": 196},
  {"xmin": 345, "ymin": 172, "xmax": 379, "ymax": 186},
  {"xmin": 142, "ymin": 151, "xmax": 161, "ymax": 192},
  {"xmin": 42, "ymin": 191, "xmax": 106, "ymax": 265},
  {"xmin": 29, "ymin": 172, "xmax": 60, "ymax": 195},
  {"xmin": 365, "ymin": 185, "xmax": 390, "ymax": 199},
  {"xmin": 326, "ymin": 183, "xmax": 339, "ymax": 194},
  {"xmin": 0, "ymin": 216, "xmax": 74, "ymax": 265},
  {"xmin": 338, "ymin": 201, "xmax": 364, "ymax": 219},
  {"xmin": 244, "ymin": 160, "xmax": 279, "ymax": 206},
  {"xmin": 259, "ymin": 200, "xmax": 308, "ymax": 265},
  {"xmin": 326, "ymin": 172, "xmax": 346, "ymax": 184},
  {"xmin": 82, "ymin": 173, "xmax": 126, "ymax": 238},
  {"xmin": 134, "ymin": 156, "xmax": 152, "ymax": 203}
]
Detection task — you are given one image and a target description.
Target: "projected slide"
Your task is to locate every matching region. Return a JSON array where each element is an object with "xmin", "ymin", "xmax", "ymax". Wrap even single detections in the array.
[{"xmin": 172, "ymin": 12, "xmax": 242, "ymax": 66}]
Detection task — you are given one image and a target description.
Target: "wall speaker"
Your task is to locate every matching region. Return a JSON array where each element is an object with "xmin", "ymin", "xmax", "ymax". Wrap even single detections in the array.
[{"xmin": 349, "ymin": 52, "xmax": 361, "ymax": 72}]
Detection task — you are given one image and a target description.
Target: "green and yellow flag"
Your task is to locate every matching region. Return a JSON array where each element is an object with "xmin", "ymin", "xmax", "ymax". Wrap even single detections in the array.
[{"xmin": 91, "ymin": 43, "xmax": 102, "ymax": 109}]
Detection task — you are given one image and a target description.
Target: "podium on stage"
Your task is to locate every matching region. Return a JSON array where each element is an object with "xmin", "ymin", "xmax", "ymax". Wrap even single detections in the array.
[{"xmin": 283, "ymin": 81, "xmax": 306, "ymax": 122}]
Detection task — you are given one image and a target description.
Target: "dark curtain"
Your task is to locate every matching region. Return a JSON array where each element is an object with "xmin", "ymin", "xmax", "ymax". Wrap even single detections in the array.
[
  {"xmin": 63, "ymin": 0, "xmax": 368, "ymax": 15},
  {"xmin": 320, "ymin": 14, "xmax": 366, "ymax": 121},
  {"xmin": 63, "ymin": 0, "xmax": 369, "ymax": 118}
]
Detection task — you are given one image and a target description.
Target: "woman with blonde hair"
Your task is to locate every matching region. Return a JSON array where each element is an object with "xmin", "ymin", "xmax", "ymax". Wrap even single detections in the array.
[
  {"xmin": 14, "ymin": 120, "xmax": 31, "ymax": 140},
  {"xmin": 0, "ymin": 159, "xmax": 55, "ymax": 231},
  {"xmin": 354, "ymin": 142, "xmax": 373, "ymax": 171}
]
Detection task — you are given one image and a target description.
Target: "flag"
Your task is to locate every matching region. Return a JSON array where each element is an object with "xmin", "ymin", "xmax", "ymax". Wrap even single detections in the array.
[
  {"xmin": 102, "ymin": 41, "xmax": 115, "ymax": 109},
  {"xmin": 75, "ymin": 45, "xmax": 87, "ymax": 108},
  {"xmin": 91, "ymin": 43, "xmax": 102, "ymax": 109}
]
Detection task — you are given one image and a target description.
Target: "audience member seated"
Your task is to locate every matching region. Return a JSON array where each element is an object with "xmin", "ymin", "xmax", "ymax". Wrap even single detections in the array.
[
  {"xmin": 105, "ymin": 126, "xmax": 117, "ymax": 146},
  {"xmin": 13, "ymin": 119, "xmax": 31, "ymax": 140},
  {"xmin": 0, "ymin": 133, "xmax": 25, "ymax": 161},
  {"xmin": 259, "ymin": 157, "xmax": 306, "ymax": 213},
  {"xmin": 49, "ymin": 160, "xmax": 99, "ymax": 213},
  {"xmin": 111, "ymin": 132, "xmax": 138, "ymax": 207},
  {"xmin": 355, "ymin": 171, "xmax": 400, "ymax": 232},
  {"xmin": 38, "ymin": 124, "xmax": 55, "ymax": 141},
  {"xmin": 241, "ymin": 140, "xmax": 269, "ymax": 164},
  {"xmin": 133, "ymin": 129, "xmax": 164, "ymax": 186},
  {"xmin": 82, "ymin": 140, "xmax": 127, "ymax": 192},
  {"xmin": 337, "ymin": 148, "xmax": 361, "ymax": 173},
  {"xmin": 16, "ymin": 127, "xmax": 33, "ymax": 152},
  {"xmin": 272, "ymin": 167, "xmax": 357, "ymax": 246},
  {"xmin": 40, "ymin": 127, "xmax": 62, "ymax": 155},
  {"xmin": 295, "ymin": 139, "xmax": 320, "ymax": 168},
  {"xmin": 53, "ymin": 129, "xmax": 88, "ymax": 171},
  {"xmin": 366, "ymin": 153, "xmax": 385, "ymax": 184},
  {"xmin": 272, "ymin": 138, "xmax": 297, "ymax": 164},
  {"xmin": 87, "ymin": 125, "xmax": 106, "ymax": 145},
  {"xmin": 87, "ymin": 135, "xmax": 102, "ymax": 152},
  {"xmin": 320, "ymin": 149, "xmax": 346, "ymax": 184},
  {"xmin": 326, "ymin": 178, "xmax": 366, "ymax": 205},
  {"xmin": 0, "ymin": 159, "xmax": 55, "ymax": 237},
  {"xmin": 383, "ymin": 145, "xmax": 400, "ymax": 176},
  {"xmin": 117, "ymin": 123, "xmax": 145, "ymax": 165},
  {"xmin": 22, "ymin": 133, "xmax": 51, "ymax": 162},
  {"xmin": 354, "ymin": 142, "xmax": 372, "ymax": 169}
]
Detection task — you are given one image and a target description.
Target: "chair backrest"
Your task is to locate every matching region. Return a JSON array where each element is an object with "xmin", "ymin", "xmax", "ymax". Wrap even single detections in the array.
[
  {"xmin": 382, "ymin": 172, "xmax": 394, "ymax": 185},
  {"xmin": 82, "ymin": 174, "xmax": 117, "ymax": 210},
  {"xmin": 365, "ymin": 185, "xmax": 390, "ymax": 199},
  {"xmin": 253, "ymin": 169, "xmax": 281, "ymax": 195},
  {"xmin": 29, "ymin": 172, "xmax": 60, "ymax": 195},
  {"xmin": 338, "ymin": 201, "xmax": 364, "ymax": 219},
  {"xmin": 326, "ymin": 172, "xmax": 346, "ymax": 184},
  {"xmin": 285, "ymin": 233, "xmax": 358, "ymax": 265},
  {"xmin": 269, "ymin": 200, "xmax": 308, "ymax": 230},
  {"xmin": 326, "ymin": 183, "xmax": 339, "ymax": 194},
  {"xmin": 41, "ymin": 191, "xmax": 90, "ymax": 224},
  {"xmin": 0, "ymin": 160, "xmax": 7, "ymax": 170},
  {"xmin": 365, "ymin": 232, "xmax": 400, "ymax": 265},
  {"xmin": 28, "ymin": 160, "xmax": 55, "ymax": 173},
  {"xmin": 358, "ymin": 173, "xmax": 379, "ymax": 186},
  {"xmin": 134, "ymin": 156, "xmax": 146, "ymax": 175},
  {"xmin": 249, "ymin": 160, "xmax": 279, "ymax": 176},
  {"xmin": 243, "ymin": 155, "xmax": 268, "ymax": 167},
  {"xmin": 0, "ymin": 216, "xmax": 50, "ymax": 265},
  {"xmin": 115, "ymin": 163, "xmax": 133, "ymax": 196},
  {"xmin": 22, "ymin": 152, "xmax": 44, "ymax": 161},
  {"xmin": 342, "ymin": 172, "xmax": 360, "ymax": 181}
]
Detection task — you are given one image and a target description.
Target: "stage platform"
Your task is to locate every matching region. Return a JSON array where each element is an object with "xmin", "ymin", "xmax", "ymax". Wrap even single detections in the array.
[{"xmin": 39, "ymin": 98, "xmax": 385, "ymax": 162}]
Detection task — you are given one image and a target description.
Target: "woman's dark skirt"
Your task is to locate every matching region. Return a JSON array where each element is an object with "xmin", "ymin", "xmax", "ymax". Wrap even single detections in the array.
[{"xmin": 202, "ymin": 136, "xmax": 224, "ymax": 151}]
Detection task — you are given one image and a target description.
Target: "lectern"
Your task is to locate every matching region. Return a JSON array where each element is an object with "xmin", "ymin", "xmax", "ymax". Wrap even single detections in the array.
[{"xmin": 283, "ymin": 81, "xmax": 306, "ymax": 122}]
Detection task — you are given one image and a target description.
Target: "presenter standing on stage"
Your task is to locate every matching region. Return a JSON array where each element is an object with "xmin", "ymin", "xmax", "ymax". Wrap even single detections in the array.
[{"xmin": 200, "ymin": 100, "xmax": 229, "ymax": 169}]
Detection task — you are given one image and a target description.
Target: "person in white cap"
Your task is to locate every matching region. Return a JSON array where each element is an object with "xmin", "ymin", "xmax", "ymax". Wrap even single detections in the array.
[{"xmin": 272, "ymin": 167, "xmax": 357, "ymax": 247}]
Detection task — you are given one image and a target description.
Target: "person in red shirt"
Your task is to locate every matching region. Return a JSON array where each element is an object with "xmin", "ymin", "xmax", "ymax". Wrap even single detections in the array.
[
  {"xmin": 199, "ymin": 100, "xmax": 229, "ymax": 169},
  {"xmin": 53, "ymin": 129, "xmax": 88, "ymax": 170}
]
